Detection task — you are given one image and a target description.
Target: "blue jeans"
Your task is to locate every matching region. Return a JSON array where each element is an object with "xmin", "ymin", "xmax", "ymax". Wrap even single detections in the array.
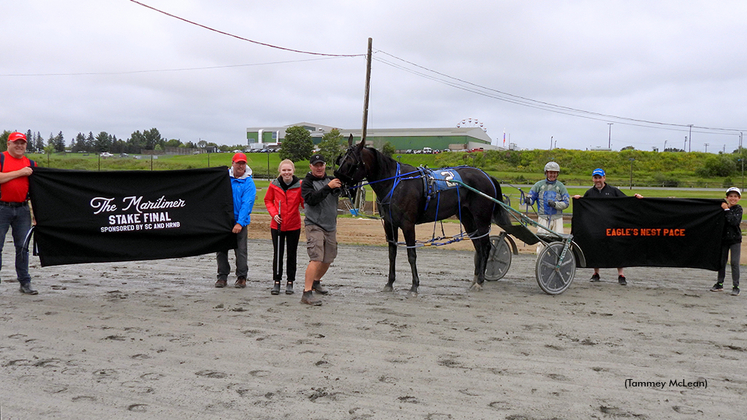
[{"xmin": 0, "ymin": 204, "xmax": 32, "ymax": 284}]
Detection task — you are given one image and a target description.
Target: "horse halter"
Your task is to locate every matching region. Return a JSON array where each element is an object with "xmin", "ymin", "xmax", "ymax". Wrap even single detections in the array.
[{"xmin": 333, "ymin": 146, "xmax": 362, "ymax": 186}]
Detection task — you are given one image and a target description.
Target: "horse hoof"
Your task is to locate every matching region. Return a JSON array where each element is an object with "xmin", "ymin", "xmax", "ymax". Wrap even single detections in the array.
[
  {"xmin": 383, "ymin": 285, "xmax": 393, "ymax": 292},
  {"xmin": 408, "ymin": 289, "xmax": 419, "ymax": 297},
  {"xmin": 469, "ymin": 282, "xmax": 483, "ymax": 292}
]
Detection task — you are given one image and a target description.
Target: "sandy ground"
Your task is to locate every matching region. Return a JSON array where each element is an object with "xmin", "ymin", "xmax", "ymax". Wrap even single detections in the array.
[{"xmin": 1, "ymin": 213, "xmax": 746, "ymax": 419}]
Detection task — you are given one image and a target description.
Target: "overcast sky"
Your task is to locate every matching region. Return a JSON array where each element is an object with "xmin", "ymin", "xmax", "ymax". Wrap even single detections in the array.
[{"xmin": 3, "ymin": 0, "xmax": 747, "ymax": 152}]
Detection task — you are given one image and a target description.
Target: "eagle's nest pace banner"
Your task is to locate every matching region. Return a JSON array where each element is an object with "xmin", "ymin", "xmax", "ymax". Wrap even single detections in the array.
[
  {"xmin": 572, "ymin": 197, "xmax": 724, "ymax": 271},
  {"xmin": 29, "ymin": 167, "xmax": 237, "ymax": 267}
]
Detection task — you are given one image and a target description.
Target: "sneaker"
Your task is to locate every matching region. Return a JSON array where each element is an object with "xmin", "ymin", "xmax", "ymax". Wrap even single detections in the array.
[
  {"xmin": 710, "ymin": 282, "xmax": 724, "ymax": 292},
  {"xmin": 732, "ymin": 287, "xmax": 740, "ymax": 296},
  {"xmin": 19, "ymin": 283, "xmax": 38, "ymax": 295},
  {"xmin": 235, "ymin": 277, "xmax": 247, "ymax": 288},
  {"xmin": 271, "ymin": 281, "xmax": 281, "ymax": 295},
  {"xmin": 618, "ymin": 275, "xmax": 627, "ymax": 286},
  {"xmin": 312, "ymin": 280, "xmax": 329, "ymax": 295},
  {"xmin": 301, "ymin": 290, "xmax": 322, "ymax": 306},
  {"xmin": 285, "ymin": 282, "xmax": 294, "ymax": 295},
  {"xmin": 590, "ymin": 273, "xmax": 601, "ymax": 282},
  {"xmin": 215, "ymin": 278, "xmax": 227, "ymax": 288}
]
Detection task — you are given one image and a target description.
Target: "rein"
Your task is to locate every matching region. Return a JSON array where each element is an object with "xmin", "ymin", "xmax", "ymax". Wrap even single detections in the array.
[{"xmin": 339, "ymin": 159, "xmax": 491, "ymax": 248}]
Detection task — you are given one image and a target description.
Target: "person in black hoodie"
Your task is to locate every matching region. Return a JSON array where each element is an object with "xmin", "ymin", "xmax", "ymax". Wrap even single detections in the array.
[{"xmin": 711, "ymin": 187, "xmax": 742, "ymax": 296}]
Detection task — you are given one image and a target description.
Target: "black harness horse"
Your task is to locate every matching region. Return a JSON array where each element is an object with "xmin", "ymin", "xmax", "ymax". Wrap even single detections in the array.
[{"xmin": 334, "ymin": 136, "xmax": 510, "ymax": 294}]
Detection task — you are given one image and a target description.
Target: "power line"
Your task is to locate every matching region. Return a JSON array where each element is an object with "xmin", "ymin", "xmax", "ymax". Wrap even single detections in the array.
[
  {"xmin": 374, "ymin": 49, "xmax": 747, "ymax": 137},
  {"xmin": 0, "ymin": 57, "xmax": 347, "ymax": 77},
  {"xmin": 130, "ymin": 0, "xmax": 364, "ymax": 58}
]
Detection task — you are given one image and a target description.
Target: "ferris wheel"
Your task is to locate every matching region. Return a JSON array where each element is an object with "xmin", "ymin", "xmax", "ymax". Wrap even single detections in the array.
[{"xmin": 457, "ymin": 118, "xmax": 487, "ymax": 132}]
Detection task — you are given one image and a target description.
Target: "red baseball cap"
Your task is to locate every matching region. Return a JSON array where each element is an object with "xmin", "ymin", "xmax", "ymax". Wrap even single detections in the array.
[
  {"xmin": 232, "ymin": 152, "xmax": 247, "ymax": 163},
  {"xmin": 8, "ymin": 132, "xmax": 27, "ymax": 142}
]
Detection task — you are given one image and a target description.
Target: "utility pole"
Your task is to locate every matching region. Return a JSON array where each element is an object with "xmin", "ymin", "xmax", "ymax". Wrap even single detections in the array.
[
  {"xmin": 550, "ymin": 136, "xmax": 553, "ymax": 150},
  {"xmin": 607, "ymin": 123, "xmax": 613, "ymax": 149},
  {"xmin": 704, "ymin": 143, "xmax": 709, "ymax": 153},
  {"xmin": 355, "ymin": 37, "xmax": 373, "ymax": 211},
  {"xmin": 688, "ymin": 124, "xmax": 693, "ymax": 152}
]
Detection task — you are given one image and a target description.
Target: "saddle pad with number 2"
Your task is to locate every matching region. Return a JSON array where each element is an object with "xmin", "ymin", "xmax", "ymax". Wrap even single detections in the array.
[{"xmin": 425, "ymin": 168, "xmax": 463, "ymax": 194}]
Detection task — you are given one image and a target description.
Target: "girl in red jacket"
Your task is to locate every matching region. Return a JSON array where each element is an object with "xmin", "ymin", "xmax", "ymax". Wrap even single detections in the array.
[{"xmin": 265, "ymin": 159, "xmax": 304, "ymax": 295}]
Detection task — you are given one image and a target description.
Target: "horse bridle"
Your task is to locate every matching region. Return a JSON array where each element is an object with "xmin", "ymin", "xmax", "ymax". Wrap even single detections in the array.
[{"xmin": 333, "ymin": 146, "xmax": 361, "ymax": 187}]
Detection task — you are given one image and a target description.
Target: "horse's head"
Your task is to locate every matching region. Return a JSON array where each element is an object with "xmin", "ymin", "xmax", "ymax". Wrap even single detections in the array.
[{"xmin": 333, "ymin": 134, "xmax": 367, "ymax": 187}]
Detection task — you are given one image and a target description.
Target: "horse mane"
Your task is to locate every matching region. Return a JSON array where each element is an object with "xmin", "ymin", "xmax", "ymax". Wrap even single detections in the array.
[{"xmin": 363, "ymin": 146, "xmax": 416, "ymax": 181}]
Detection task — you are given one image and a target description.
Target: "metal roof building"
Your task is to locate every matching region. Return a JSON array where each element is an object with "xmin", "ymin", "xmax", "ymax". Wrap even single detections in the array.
[{"xmin": 246, "ymin": 122, "xmax": 496, "ymax": 151}]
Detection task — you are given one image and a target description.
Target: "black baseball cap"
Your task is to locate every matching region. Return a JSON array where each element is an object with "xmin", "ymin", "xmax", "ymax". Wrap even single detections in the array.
[{"xmin": 309, "ymin": 154, "xmax": 326, "ymax": 165}]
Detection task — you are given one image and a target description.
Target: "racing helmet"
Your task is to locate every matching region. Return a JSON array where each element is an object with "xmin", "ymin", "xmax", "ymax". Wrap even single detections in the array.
[
  {"xmin": 726, "ymin": 186, "xmax": 741, "ymax": 197},
  {"xmin": 544, "ymin": 161, "xmax": 560, "ymax": 173}
]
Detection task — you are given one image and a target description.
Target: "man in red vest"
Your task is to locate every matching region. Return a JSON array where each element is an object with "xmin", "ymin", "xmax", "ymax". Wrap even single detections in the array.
[{"xmin": 0, "ymin": 132, "xmax": 37, "ymax": 294}]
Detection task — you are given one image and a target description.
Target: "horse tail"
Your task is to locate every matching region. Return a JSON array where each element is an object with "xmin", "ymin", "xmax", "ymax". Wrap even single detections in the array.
[{"xmin": 489, "ymin": 176, "xmax": 512, "ymax": 228}]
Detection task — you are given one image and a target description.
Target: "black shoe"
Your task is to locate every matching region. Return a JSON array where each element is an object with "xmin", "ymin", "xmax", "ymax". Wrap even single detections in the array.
[
  {"xmin": 301, "ymin": 290, "xmax": 322, "ymax": 306},
  {"xmin": 590, "ymin": 273, "xmax": 601, "ymax": 282},
  {"xmin": 285, "ymin": 282, "xmax": 294, "ymax": 295},
  {"xmin": 732, "ymin": 287, "xmax": 740, "ymax": 296},
  {"xmin": 312, "ymin": 280, "xmax": 328, "ymax": 295},
  {"xmin": 618, "ymin": 275, "xmax": 627, "ymax": 286},
  {"xmin": 20, "ymin": 283, "xmax": 38, "ymax": 295},
  {"xmin": 271, "ymin": 281, "xmax": 281, "ymax": 295},
  {"xmin": 710, "ymin": 282, "xmax": 724, "ymax": 292}
]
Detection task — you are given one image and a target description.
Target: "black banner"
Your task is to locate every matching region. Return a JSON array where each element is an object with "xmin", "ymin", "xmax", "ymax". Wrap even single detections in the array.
[
  {"xmin": 572, "ymin": 197, "xmax": 724, "ymax": 271},
  {"xmin": 29, "ymin": 167, "xmax": 236, "ymax": 266}
]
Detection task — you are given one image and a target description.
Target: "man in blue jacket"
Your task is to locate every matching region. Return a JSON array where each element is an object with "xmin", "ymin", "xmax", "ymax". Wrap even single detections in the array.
[{"xmin": 216, "ymin": 152, "xmax": 256, "ymax": 288}]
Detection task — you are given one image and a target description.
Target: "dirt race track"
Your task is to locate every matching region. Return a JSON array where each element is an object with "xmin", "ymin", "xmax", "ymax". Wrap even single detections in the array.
[{"xmin": 1, "ymin": 213, "xmax": 746, "ymax": 419}]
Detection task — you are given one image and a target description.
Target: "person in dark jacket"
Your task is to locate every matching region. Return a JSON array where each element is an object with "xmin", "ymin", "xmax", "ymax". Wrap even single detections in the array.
[
  {"xmin": 265, "ymin": 159, "xmax": 304, "ymax": 295},
  {"xmin": 711, "ymin": 187, "xmax": 742, "ymax": 296},
  {"xmin": 216, "ymin": 153, "xmax": 256, "ymax": 288},
  {"xmin": 573, "ymin": 168, "xmax": 642, "ymax": 285},
  {"xmin": 300, "ymin": 154, "xmax": 341, "ymax": 306}
]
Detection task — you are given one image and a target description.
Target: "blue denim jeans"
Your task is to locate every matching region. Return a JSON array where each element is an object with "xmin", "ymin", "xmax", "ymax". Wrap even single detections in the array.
[{"xmin": 0, "ymin": 204, "xmax": 32, "ymax": 284}]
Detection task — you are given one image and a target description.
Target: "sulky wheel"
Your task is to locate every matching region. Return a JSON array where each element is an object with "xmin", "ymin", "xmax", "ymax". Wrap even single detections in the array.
[
  {"xmin": 535, "ymin": 242, "xmax": 576, "ymax": 294},
  {"xmin": 485, "ymin": 235, "xmax": 512, "ymax": 281}
]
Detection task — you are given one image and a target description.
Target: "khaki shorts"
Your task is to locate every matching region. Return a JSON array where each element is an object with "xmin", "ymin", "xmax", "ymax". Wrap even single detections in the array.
[{"xmin": 306, "ymin": 225, "xmax": 337, "ymax": 264}]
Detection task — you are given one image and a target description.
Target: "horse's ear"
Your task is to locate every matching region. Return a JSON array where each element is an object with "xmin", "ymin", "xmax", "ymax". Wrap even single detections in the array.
[{"xmin": 347, "ymin": 134, "xmax": 354, "ymax": 147}]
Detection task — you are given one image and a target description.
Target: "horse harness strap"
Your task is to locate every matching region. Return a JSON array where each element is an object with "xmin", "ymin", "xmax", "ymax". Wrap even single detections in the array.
[{"xmin": 417, "ymin": 167, "xmax": 463, "ymax": 213}]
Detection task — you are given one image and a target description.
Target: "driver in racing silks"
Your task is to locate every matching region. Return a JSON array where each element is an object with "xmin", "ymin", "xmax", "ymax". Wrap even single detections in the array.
[{"xmin": 528, "ymin": 162, "xmax": 570, "ymax": 253}]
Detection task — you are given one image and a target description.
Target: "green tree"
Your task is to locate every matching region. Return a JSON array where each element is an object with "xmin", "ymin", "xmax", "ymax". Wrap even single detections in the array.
[
  {"xmin": 94, "ymin": 131, "xmax": 113, "ymax": 152},
  {"xmin": 279, "ymin": 126, "xmax": 313, "ymax": 162},
  {"xmin": 85, "ymin": 132, "xmax": 95, "ymax": 152},
  {"xmin": 53, "ymin": 131, "xmax": 65, "ymax": 152},
  {"xmin": 143, "ymin": 128, "xmax": 163, "ymax": 150},
  {"xmin": 0, "ymin": 130, "xmax": 9, "ymax": 152},
  {"xmin": 382, "ymin": 141, "xmax": 396, "ymax": 157},
  {"xmin": 25, "ymin": 129, "xmax": 34, "ymax": 152},
  {"xmin": 71, "ymin": 132, "xmax": 86, "ymax": 153},
  {"xmin": 317, "ymin": 128, "xmax": 345, "ymax": 168},
  {"xmin": 111, "ymin": 138, "xmax": 127, "ymax": 154},
  {"xmin": 46, "ymin": 132, "xmax": 55, "ymax": 151},
  {"xmin": 697, "ymin": 154, "xmax": 736, "ymax": 177},
  {"xmin": 34, "ymin": 131, "xmax": 44, "ymax": 152},
  {"xmin": 127, "ymin": 130, "xmax": 146, "ymax": 153}
]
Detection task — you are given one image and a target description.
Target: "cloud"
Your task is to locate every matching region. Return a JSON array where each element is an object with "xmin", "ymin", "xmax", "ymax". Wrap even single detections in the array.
[{"xmin": 2, "ymin": 0, "xmax": 747, "ymax": 152}]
